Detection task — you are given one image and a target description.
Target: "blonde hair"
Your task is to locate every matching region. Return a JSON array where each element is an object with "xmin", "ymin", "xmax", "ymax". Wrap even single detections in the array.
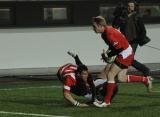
[{"xmin": 92, "ymin": 16, "xmax": 107, "ymax": 26}]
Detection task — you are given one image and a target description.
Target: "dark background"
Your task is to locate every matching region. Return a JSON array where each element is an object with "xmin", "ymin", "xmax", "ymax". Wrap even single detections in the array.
[{"xmin": 0, "ymin": 0, "xmax": 160, "ymax": 27}]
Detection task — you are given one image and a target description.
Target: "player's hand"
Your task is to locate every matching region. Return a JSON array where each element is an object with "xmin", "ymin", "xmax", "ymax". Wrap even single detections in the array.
[
  {"xmin": 101, "ymin": 49, "xmax": 108, "ymax": 63},
  {"xmin": 101, "ymin": 49, "xmax": 116, "ymax": 64},
  {"xmin": 107, "ymin": 56, "xmax": 116, "ymax": 64},
  {"xmin": 67, "ymin": 51, "xmax": 76, "ymax": 58}
]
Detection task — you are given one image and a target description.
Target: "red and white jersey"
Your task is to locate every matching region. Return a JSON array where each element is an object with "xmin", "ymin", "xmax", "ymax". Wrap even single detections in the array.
[
  {"xmin": 57, "ymin": 63, "xmax": 77, "ymax": 93},
  {"xmin": 103, "ymin": 26, "xmax": 129, "ymax": 51},
  {"xmin": 102, "ymin": 26, "xmax": 134, "ymax": 67}
]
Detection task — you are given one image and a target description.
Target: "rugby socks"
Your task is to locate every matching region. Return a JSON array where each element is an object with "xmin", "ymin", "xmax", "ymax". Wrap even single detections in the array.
[
  {"xmin": 105, "ymin": 81, "xmax": 116, "ymax": 104},
  {"xmin": 127, "ymin": 75, "xmax": 148, "ymax": 85}
]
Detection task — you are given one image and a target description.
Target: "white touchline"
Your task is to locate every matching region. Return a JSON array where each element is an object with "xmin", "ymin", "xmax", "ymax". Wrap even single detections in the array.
[
  {"xmin": 152, "ymin": 90, "xmax": 160, "ymax": 93},
  {"xmin": 0, "ymin": 111, "xmax": 69, "ymax": 117},
  {"xmin": 0, "ymin": 86, "xmax": 61, "ymax": 91}
]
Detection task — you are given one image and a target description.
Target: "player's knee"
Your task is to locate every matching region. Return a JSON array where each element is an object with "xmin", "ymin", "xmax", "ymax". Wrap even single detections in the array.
[
  {"xmin": 117, "ymin": 72, "xmax": 127, "ymax": 82},
  {"xmin": 107, "ymin": 71, "xmax": 117, "ymax": 80},
  {"xmin": 117, "ymin": 75, "xmax": 126, "ymax": 82}
]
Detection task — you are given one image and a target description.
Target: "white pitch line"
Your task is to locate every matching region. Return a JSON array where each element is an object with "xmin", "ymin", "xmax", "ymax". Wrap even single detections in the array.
[
  {"xmin": 0, "ymin": 111, "xmax": 69, "ymax": 117},
  {"xmin": 0, "ymin": 86, "xmax": 61, "ymax": 91},
  {"xmin": 152, "ymin": 90, "xmax": 160, "ymax": 93}
]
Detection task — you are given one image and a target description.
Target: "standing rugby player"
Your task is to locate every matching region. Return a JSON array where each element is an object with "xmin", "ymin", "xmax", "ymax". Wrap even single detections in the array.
[{"xmin": 92, "ymin": 16, "xmax": 152, "ymax": 107}]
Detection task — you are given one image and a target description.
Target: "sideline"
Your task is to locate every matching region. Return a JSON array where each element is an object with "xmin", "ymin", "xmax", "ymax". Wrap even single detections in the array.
[
  {"xmin": 0, "ymin": 85, "xmax": 61, "ymax": 91},
  {"xmin": 0, "ymin": 111, "xmax": 69, "ymax": 117}
]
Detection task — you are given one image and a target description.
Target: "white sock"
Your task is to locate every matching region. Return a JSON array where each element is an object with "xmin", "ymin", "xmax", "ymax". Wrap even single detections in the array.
[{"xmin": 94, "ymin": 79, "xmax": 107, "ymax": 87}]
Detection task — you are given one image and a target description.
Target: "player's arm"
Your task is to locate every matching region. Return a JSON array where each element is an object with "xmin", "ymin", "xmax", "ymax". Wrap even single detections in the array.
[
  {"xmin": 107, "ymin": 34, "xmax": 123, "ymax": 57},
  {"xmin": 63, "ymin": 76, "xmax": 88, "ymax": 107},
  {"xmin": 67, "ymin": 51, "xmax": 83, "ymax": 65},
  {"xmin": 63, "ymin": 92, "xmax": 78, "ymax": 106},
  {"xmin": 63, "ymin": 92, "xmax": 88, "ymax": 107},
  {"xmin": 107, "ymin": 47, "xmax": 123, "ymax": 57},
  {"xmin": 101, "ymin": 49, "xmax": 117, "ymax": 64}
]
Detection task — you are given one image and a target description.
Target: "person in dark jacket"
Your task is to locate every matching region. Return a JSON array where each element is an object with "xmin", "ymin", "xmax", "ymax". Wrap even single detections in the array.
[{"xmin": 112, "ymin": 0, "xmax": 151, "ymax": 77}]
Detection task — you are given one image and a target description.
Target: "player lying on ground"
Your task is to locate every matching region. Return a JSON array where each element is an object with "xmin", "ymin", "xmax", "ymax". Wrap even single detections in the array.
[
  {"xmin": 57, "ymin": 51, "xmax": 119, "ymax": 107},
  {"xmin": 57, "ymin": 52, "xmax": 95, "ymax": 107},
  {"xmin": 67, "ymin": 51, "xmax": 119, "ymax": 104}
]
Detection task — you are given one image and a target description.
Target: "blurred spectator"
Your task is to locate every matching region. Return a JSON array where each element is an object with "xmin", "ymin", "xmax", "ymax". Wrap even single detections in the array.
[
  {"xmin": 112, "ymin": 0, "xmax": 151, "ymax": 77},
  {"xmin": 143, "ymin": 8, "xmax": 152, "ymax": 18}
]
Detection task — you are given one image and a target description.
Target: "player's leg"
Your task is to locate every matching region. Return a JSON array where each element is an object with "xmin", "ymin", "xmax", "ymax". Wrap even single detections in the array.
[
  {"xmin": 132, "ymin": 60, "xmax": 150, "ymax": 77},
  {"xmin": 94, "ymin": 63, "xmax": 121, "ymax": 107},
  {"xmin": 110, "ymin": 83, "xmax": 119, "ymax": 101},
  {"xmin": 131, "ymin": 43, "xmax": 151, "ymax": 77},
  {"xmin": 117, "ymin": 69, "xmax": 152, "ymax": 92},
  {"xmin": 104, "ymin": 63, "xmax": 121, "ymax": 105},
  {"xmin": 94, "ymin": 79, "xmax": 119, "ymax": 102},
  {"xmin": 98, "ymin": 64, "xmax": 111, "ymax": 80}
]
